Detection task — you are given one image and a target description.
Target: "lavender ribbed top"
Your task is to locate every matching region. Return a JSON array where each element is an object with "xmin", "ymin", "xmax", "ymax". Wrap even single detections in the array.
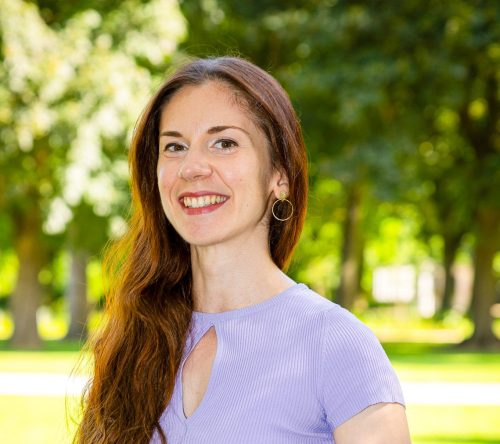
[{"xmin": 150, "ymin": 283, "xmax": 405, "ymax": 443}]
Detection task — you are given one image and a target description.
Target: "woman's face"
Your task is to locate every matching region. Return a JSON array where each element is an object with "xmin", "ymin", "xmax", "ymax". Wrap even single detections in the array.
[{"xmin": 157, "ymin": 81, "xmax": 283, "ymax": 247}]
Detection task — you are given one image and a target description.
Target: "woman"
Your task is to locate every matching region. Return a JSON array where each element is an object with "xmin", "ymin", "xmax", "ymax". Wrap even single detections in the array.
[{"xmin": 74, "ymin": 57, "xmax": 411, "ymax": 443}]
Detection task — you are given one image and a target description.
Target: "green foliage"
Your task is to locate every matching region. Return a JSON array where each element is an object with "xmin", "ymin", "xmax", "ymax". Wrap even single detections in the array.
[
  {"xmin": 179, "ymin": 0, "xmax": 500, "ymax": 303},
  {"xmin": 288, "ymin": 177, "xmax": 343, "ymax": 295},
  {"xmin": 0, "ymin": 0, "xmax": 186, "ymax": 254},
  {"xmin": 1, "ymin": 0, "xmax": 498, "ymax": 331},
  {"xmin": 0, "ymin": 1, "xmax": 190, "ymax": 343},
  {"xmin": 0, "ymin": 251, "xmax": 18, "ymax": 309}
]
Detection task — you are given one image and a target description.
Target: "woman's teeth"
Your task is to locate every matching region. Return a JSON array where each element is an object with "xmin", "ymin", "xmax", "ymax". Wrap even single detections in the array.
[{"xmin": 183, "ymin": 195, "xmax": 228, "ymax": 208}]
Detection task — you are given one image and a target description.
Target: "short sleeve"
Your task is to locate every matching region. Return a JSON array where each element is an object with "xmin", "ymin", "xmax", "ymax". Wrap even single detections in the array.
[{"xmin": 318, "ymin": 306, "xmax": 405, "ymax": 432}]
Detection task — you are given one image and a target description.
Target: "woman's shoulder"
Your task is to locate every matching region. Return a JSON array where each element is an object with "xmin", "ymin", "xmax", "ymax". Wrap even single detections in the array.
[
  {"xmin": 294, "ymin": 287, "xmax": 406, "ymax": 431},
  {"xmin": 286, "ymin": 283, "xmax": 341, "ymax": 314},
  {"xmin": 292, "ymin": 284, "xmax": 389, "ymax": 362},
  {"xmin": 288, "ymin": 283, "xmax": 368, "ymax": 330},
  {"xmin": 285, "ymin": 284, "xmax": 389, "ymax": 360}
]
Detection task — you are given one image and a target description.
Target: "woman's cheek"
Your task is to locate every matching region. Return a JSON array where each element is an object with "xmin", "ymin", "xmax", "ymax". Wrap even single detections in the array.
[
  {"xmin": 157, "ymin": 164, "xmax": 172, "ymax": 192},
  {"xmin": 156, "ymin": 166, "xmax": 174, "ymax": 216}
]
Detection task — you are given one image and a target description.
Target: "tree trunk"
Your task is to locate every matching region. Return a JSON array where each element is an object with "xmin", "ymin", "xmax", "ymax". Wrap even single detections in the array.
[
  {"xmin": 435, "ymin": 233, "xmax": 462, "ymax": 317},
  {"xmin": 64, "ymin": 247, "xmax": 89, "ymax": 342},
  {"xmin": 337, "ymin": 184, "xmax": 363, "ymax": 309},
  {"xmin": 10, "ymin": 213, "xmax": 45, "ymax": 349},
  {"xmin": 462, "ymin": 206, "xmax": 500, "ymax": 349}
]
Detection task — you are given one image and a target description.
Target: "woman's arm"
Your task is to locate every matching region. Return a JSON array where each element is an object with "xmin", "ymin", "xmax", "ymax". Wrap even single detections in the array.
[{"xmin": 333, "ymin": 402, "xmax": 411, "ymax": 444}]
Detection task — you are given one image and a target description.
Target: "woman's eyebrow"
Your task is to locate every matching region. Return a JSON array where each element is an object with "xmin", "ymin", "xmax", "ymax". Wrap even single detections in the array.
[
  {"xmin": 159, "ymin": 125, "xmax": 250, "ymax": 138},
  {"xmin": 159, "ymin": 130, "xmax": 183, "ymax": 138},
  {"xmin": 207, "ymin": 125, "xmax": 250, "ymax": 136}
]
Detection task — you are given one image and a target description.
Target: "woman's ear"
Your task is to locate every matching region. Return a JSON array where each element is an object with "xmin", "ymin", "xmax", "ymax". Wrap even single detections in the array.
[{"xmin": 270, "ymin": 168, "xmax": 290, "ymax": 198}]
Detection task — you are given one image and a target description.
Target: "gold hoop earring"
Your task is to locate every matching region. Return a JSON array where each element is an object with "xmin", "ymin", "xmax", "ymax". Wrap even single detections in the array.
[{"xmin": 272, "ymin": 191, "xmax": 294, "ymax": 221}]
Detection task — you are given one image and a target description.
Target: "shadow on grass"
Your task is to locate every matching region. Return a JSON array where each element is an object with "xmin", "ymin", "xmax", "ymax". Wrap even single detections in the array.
[
  {"xmin": 382, "ymin": 342, "xmax": 500, "ymax": 364},
  {"xmin": 0, "ymin": 339, "xmax": 84, "ymax": 352},
  {"xmin": 381, "ymin": 341, "xmax": 499, "ymax": 355}
]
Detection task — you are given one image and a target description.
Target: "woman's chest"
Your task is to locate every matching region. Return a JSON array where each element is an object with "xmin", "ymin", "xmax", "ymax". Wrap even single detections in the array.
[{"xmin": 153, "ymin": 320, "xmax": 332, "ymax": 443}]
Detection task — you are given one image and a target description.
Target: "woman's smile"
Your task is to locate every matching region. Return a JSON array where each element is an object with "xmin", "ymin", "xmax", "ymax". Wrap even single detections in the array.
[{"xmin": 178, "ymin": 191, "xmax": 230, "ymax": 215}]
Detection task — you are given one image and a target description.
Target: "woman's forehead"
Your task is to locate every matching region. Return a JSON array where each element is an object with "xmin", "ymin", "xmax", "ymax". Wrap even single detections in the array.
[{"xmin": 159, "ymin": 81, "xmax": 261, "ymax": 136}]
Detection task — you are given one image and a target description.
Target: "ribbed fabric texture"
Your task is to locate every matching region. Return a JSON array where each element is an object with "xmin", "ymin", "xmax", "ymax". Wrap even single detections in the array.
[{"xmin": 150, "ymin": 283, "xmax": 405, "ymax": 444}]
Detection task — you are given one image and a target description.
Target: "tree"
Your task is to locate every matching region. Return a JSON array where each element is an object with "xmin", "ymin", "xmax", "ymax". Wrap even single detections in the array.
[
  {"xmin": 179, "ymin": 0, "xmax": 499, "ymax": 345},
  {"xmin": 179, "ymin": 1, "xmax": 414, "ymax": 311},
  {"xmin": 395, "ymin": 1, "xmax": 500, "ymax": 346},
  {"xmin": 0, "ymin": 0, "xmax": 186, "ymax": 347}
]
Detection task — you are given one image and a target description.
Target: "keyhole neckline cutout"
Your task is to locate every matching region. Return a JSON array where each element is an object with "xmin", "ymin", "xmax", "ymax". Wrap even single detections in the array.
[
  {"xmin": 179, "ymin": 324, "xmax": 221, "ymax": 422},
  {"xmin": 191, "ymin": 282, "xmax": 307, "ymax": 323}
]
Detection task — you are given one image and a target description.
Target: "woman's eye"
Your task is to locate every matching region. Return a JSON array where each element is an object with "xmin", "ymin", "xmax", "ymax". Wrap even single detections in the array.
[
  {"xmin": 213, "ymin": 139, "xmax": 237, "ymax": 150},
  {"xmin": 163, "ymin": 143, "xmax": 186, "ymax": 153}
]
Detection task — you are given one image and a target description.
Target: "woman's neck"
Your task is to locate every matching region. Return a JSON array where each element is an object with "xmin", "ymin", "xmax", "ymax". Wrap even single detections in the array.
[{"xmin": 189, "ymin": 238, "xmax": 295, "ymax": 313}]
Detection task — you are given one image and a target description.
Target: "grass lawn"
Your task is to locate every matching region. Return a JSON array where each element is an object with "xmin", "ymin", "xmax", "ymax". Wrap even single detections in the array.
[
  {"xmin": 0, "ymin": 396, "xmax": 498, "ymax": 444},
  {"xmin": 0, "ymin": 352, "xmax": 87, "ymax": 375},
  {"xmin": 0, "ymin": 395, "xmax": 81, "ymax": 444},
  {"xmin": 407, "ymin": 404, "xmax": 500, "ymax": 444},
  {"xmin": 0, "ymin": 339, "xmax": 89, "ymax": 375},
  {"xmin": 384, "ymin": 342, "xmax": 500, "ymax": 382}
]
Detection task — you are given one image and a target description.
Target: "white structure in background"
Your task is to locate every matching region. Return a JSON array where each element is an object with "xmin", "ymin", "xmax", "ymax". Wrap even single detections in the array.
[
  {"xmin": 450, "ymin": 263, "xmax": 474, "ymax": 314},
  {"xmin": 416, "ymin": 260, "xmax": 441, "ymax": 317},
  {"xmin": 372, "ymin": 261, "xmax": 474, "ymax": 317},
  {"xmin": 372, "ymin": 265, "xmax": 416, "ymax": 304}
]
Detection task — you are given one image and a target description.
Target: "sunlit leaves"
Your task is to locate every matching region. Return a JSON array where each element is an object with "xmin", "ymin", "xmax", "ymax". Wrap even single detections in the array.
[{"xmin": 0, "ymin": 0, "xmax": 186, "ymax": 244}]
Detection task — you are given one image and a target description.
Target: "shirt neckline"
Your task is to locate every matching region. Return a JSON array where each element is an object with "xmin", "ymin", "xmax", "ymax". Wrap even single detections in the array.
[{"xmin": 191, "ymin": 282, "xmax": 307, "ymax": 323}]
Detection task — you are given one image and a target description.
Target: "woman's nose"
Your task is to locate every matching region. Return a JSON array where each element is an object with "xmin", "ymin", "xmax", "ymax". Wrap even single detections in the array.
[{"xmin": 178, "ymin": 147, "xmax": 213, "ymax": 181}]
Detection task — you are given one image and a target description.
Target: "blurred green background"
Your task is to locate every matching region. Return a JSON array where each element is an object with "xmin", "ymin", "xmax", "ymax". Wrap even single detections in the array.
[{"xmin": 0, "ymin": 0, "xmax": 499, "ymax": 443}]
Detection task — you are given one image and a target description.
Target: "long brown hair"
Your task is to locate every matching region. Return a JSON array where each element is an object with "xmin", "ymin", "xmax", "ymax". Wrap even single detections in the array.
[{"xmin": 71, "ymin": 56, "xmax": 308, "ymax": 443}]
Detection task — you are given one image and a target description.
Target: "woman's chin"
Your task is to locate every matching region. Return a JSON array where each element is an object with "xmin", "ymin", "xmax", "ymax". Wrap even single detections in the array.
[{"xmin": 182, "ymin": 232, "xmax": 229, "ymax": 248}]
